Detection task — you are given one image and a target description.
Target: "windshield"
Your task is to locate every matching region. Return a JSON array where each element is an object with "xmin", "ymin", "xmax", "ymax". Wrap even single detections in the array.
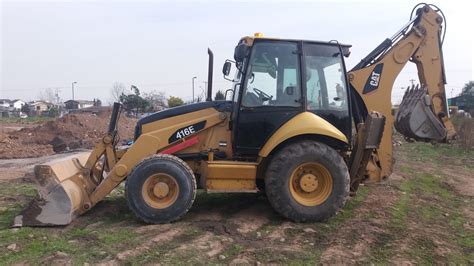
[{"xmin": 241, "ymin": 41, "xmax": 301, "ymax": 108}]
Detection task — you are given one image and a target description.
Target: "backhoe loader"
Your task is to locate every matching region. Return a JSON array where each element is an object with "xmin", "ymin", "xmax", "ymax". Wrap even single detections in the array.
[{"xmin": 14, "ymin": 3, "xmax": 455, "ymax": 226}]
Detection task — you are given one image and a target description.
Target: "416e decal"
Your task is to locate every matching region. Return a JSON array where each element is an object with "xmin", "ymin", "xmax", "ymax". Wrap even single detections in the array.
[{"xmin": 168, "ymin": 121, "xmax": 206, "ymax": 143}]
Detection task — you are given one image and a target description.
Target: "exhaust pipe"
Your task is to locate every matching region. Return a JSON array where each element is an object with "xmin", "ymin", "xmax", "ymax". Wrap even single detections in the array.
[
  {"xmin": 108, "ymin": 102, "xmax": 122, "ymax": 135},
  {"xmin": 207, "ymin": 48, "xmax": 214, "ymax": 101}
]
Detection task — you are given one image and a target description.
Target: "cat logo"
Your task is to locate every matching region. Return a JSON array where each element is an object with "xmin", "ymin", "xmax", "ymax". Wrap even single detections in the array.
[
  {"xmin": 370, "ymin": 72, "xmax": 381, "ymax": 87},
  {"xmin": 363, "ymin": 63, "xmax": 384, "ymax": 94}
]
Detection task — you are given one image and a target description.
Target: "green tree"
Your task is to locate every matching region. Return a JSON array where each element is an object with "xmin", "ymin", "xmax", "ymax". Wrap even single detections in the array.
[
  {"xmin": 214, "ymin": 90, "xmax": 225, "ymax": 100},
  {"xmin": 454, "ymin": 81, "xmax": 474, "ymax": 115},
  {"xmin": 168, "ymin": 96, "xmax": 184, "ymax": 108},
  {"xmin": 119, "ymin": 85, "xmax": 150, "ymax": 116},
  {"xmin": 21, "ymin": 103, "xmax": 30, "ymax": 115},
  {"xmin": 48, "ymin": 106, "xmax": 60, "ymax": 117},
  {"xmin": 461, "ymin": 81, "xmax": 474, "ymax": 95}
]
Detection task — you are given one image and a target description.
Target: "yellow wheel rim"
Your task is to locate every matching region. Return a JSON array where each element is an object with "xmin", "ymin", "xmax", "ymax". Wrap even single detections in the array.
[
  {"xmin": 289, "ymin": 162, "xmax": 333, "ymax": 206},
  {"xmin": 142, "ymin": 173, "xmax": 179, "ymax": 209}
]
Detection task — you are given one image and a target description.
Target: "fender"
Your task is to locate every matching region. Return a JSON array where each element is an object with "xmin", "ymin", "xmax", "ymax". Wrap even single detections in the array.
[{"xmin": 258, "ymin": 112, "xmax": 348, "ymax": 157}]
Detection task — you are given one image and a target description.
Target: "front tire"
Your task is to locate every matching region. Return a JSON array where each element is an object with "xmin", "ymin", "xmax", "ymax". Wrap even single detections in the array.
[
  {"xmin": 125, "ymin": 154, "xmax": 197, "ymax": 224},
  {"xmin": 265, "ymin": 140, "xmax": 349, "ymax": 222}
]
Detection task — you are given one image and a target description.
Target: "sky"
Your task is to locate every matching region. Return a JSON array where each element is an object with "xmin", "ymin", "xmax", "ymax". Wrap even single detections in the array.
[{"xmin": 1, "ymin": 0, "xmax": 473, "ymax": 104}]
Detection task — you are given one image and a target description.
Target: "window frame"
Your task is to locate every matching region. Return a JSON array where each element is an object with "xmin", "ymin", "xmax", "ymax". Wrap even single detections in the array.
[
  {"xmin": 301, "ymin": 41, "xmax": 351, "ymax": 114},
  {"xmin": 239, "ymin": 40, "xmax": 304, "ymax": 110}
]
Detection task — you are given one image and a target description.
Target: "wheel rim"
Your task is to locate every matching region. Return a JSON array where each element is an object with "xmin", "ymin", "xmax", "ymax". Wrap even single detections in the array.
[
  {"xmin": 289, "ymin": 162, "xmax": 333, "ymax": 206},
  {"xmin": 142, "ymin": 173, "xmax": 179, "ymax": 209}
]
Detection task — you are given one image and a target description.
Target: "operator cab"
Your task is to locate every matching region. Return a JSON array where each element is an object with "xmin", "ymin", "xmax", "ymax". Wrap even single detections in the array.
[{"xmin": 223, "ymin": 35, "xmax": 352, "ymax": 157}]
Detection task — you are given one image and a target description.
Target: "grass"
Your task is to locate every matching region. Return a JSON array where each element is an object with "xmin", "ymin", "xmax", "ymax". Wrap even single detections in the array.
[
  {"xmin": 129, "ymin": 228, "xmax": 204, "ymax": 265},
  {"xmin": 368, "ymin": 140, "xmax": 474, "ymax": 264},
  {"xmin": 0, "ymin": 140, "xmax": 472, "ymax": 264},
  {"xmin": 0, "ymin": 181, "xmax": 37, "ymax": 229},
  {"xmin": 220, "ymin": 243, "xmax": 244, "ymax": 261},
  {"xmin": 0, "ymin": 180, "xmax": 142, "ymax": 265},
  {"xmin": 0, "ymin": 222, "xmax": 141, "ymax": 265},
  {"xmin": 402, "ymin": 141, "xmax": 474, "ymax": 169},
  {"xmin": 370, "ymin": 139, "xmax": 474, "ymax": 264},
  {"xmin": 327, "ymin": 185, "xmax": 369, "ymax": 226}
]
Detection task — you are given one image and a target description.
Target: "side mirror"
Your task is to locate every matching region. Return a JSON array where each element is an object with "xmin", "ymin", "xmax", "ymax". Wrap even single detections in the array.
[
  {"xmin": 222, "ymin": 61, "xmax": 231, "ymax": 76},
  {"xmin": 234, "ymin": 42, "xmax": 249, "ymax": 62}
]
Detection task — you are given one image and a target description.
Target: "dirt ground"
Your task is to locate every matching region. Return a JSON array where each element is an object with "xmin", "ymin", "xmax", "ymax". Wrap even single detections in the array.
[
  {"xmin": 0, "ymin": 121, "xmax": 472, "ymax": 264},
  {"xmin": 0, "ymin": 111, "xmax": 136, "ymax": 159}
]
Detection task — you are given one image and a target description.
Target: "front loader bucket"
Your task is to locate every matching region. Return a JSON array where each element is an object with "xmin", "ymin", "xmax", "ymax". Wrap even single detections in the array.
[
  {"xmin": 395, "ymin": 85, "xmax": 447, "ymax": 142},
  {"xmin": 13, "ymin": 152, "xmax": 92, "ymax": 227}
]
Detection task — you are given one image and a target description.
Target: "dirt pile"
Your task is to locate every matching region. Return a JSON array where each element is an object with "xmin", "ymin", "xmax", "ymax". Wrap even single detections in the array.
[{"xmin": 0, "ymin": 111, "xmax": 137, "ymax": 159}]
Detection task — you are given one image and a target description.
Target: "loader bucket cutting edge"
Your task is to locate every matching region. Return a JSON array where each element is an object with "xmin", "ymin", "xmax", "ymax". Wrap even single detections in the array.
[
  {"xmin": 394, "ymin": 85, "xmax": 447, "ymax": 142},
  {"xmin": 13, "ymin": 152, "xmax": 92, "ymax": 227}
]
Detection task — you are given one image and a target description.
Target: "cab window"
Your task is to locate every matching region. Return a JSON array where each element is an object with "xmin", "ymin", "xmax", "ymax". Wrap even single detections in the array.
[
  {"xmin": 241, "ymin": 42, "xmax": 301, "ymax": 108},
  {"xmin": 304, "ymin": 44, "xmax": 348, "ymax": 112}
]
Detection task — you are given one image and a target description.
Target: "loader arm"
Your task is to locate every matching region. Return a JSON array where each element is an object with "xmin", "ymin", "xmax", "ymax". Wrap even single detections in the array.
[{"xmin": 348, "ymin": 4, "xmax": 455, "ymax": 181}]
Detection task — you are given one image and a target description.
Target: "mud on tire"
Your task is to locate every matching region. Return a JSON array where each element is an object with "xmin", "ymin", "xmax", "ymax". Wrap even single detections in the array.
[
  {"xmin": 125, "ymin": 154, "xmax": 197, "ymax": 224},
  {"xmin": 265, "ymin": 140, "xmax": 350, "ymax": 222}
]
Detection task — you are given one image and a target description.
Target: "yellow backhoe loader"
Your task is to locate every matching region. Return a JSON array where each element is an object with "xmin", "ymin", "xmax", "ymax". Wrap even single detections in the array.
[{"xmin": 14, "ymin": 3, "xmax": 455, "ymax": 226}]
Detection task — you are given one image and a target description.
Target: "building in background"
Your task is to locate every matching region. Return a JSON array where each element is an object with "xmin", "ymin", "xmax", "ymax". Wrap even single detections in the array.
[
  {"xmin": 10, "ymin": 99, "xmax": 25, "ymax": 110},
  {"xmin": 28, "ymin": 101, "xmax": 53, "ymax": 115},
  {"xmin": 64, "ymin": 100, "xmax": 95, "ymax": 110},
  {"xmin": 0, "ymin": 99, "xmax": 11, "ymax": 109},
  {"xmin": 0, "ymin": 99, "xmax": 27, "ymax": 117}
]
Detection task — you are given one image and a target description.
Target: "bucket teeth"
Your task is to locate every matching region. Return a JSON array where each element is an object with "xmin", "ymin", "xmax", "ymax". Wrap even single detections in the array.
[{"xmin": 395, "ymin": 85, "xmax": 447, "ymax": 142}]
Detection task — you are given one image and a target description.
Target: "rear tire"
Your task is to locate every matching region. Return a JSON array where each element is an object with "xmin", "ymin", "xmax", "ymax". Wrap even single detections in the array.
[
  {"xmin": 125, "ymin": 154, "xmax": 196, "ymax": 224},
  {"xmin": 265, "ymin": 140, "xmax": 349, "ymax": 222}
]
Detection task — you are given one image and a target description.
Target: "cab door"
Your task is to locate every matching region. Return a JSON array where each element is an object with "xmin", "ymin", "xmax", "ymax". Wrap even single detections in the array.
[
  {"xmin": 233, "ymin": 41, "xmax": 303, "ymax": 156},
  {"xmin": 303, "ymin": 42, "xmax": 352, "ymax": 142}
]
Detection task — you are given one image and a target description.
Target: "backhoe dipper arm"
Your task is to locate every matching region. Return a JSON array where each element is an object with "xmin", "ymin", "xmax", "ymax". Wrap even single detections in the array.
[{"xmin": 348, "ymin": 4, "xmax": 455, "ymax": 181}]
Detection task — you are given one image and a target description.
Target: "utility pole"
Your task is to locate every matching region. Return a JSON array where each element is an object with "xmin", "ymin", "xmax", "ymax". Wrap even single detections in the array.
[
  {"xmin": 192, "ymin": 76, "xmax": 197, "ymax": 102},
  {"xmin": 54, "ymin": 88, "xmax": 61, "ymax": 106},
  {"xmin": 409, "ymin": 79, "xmax": 416, "ymax": 86},
  {"xmin": 72, "ymin": 82, "xmax": 77, "ymax": 101}
]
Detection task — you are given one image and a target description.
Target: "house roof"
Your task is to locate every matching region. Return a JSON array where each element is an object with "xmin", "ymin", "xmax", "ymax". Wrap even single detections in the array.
[
  {"xmin": 64, "ymin": 100, "xmax": 95, "ymax": 104},
  {"xmin": 28, "ymin": 100, "xmax": 52, "ymax": 106}
]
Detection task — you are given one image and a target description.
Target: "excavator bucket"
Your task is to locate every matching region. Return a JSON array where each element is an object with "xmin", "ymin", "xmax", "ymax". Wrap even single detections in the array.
[
  {"xmin": 13, "ymin": 152, "xmax": 93, "ymax": 227},
  {"xmin": 14, "ymin": 103, "xmax": 121, "ymax": 227},
  {"xmin": 395, "ymin": 85, "xmax": 447, "ymax": 142}
]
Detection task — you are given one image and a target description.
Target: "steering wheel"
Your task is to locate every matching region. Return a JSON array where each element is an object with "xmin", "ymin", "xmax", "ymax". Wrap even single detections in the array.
[{"xmin": 253, "ymin": 88, "xmax": 273, "ymax": 101}]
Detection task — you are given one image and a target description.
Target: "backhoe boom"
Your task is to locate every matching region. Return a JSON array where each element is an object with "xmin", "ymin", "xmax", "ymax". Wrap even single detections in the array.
[{"xmin": 348, "ymin": 4, "xmax": 455, "ymax": 181}]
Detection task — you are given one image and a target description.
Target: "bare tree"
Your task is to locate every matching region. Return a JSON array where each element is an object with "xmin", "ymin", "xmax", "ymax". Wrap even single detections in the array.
[
  {"xmin": 143, "ymin": 90, "xmax": 167, "ymax": 111},
  {"xmin": 37, "ymin": 88, "xmax": 55, "ymax": 103},
  {"xmin": 196, "ymin": 87, "xmax": 206, "ymax": 103},
  {"xmin": 110, "ymin": 82, "xmax": 126, "ymax": 102}
]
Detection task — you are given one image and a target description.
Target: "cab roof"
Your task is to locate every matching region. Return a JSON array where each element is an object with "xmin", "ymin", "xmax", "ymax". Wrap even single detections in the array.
[{"xmin": 240, "ymin": 35, "xmax": 352, "ymax": 49}]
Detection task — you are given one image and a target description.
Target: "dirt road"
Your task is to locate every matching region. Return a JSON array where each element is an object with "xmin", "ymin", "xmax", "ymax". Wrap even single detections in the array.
[{"xmin": 0, "ymin": 141, "xmax": 472, "ymax": 264}]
